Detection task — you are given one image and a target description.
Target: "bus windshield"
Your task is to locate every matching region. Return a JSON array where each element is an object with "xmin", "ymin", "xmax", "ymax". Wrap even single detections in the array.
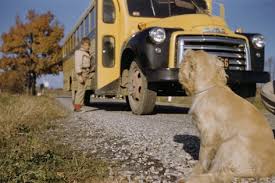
[{"xmin": 127, "ymin": 0, "xmax": 208, "ymax": 18}]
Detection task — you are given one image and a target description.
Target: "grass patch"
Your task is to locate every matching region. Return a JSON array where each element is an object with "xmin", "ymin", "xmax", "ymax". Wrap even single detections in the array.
[{"xmin": 0, "ymin": 93, "xmax": 109, "ymax": 182}]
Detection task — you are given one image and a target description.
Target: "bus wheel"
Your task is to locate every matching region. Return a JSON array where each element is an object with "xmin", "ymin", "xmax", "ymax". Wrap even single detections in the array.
[
  {"xmin": 128, "ymin": 61, "xmax": 156, "ymax": 115},
  {"xmin": 84, "ymin": 90, "xmax": 93, "ymax": 106},
  {"xmin": 125, "ymin": 96, "xmax": 131, "ymax": 111}
]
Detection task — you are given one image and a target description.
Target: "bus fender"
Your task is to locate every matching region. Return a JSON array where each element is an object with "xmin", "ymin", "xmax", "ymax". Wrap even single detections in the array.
[{"xmin": 121, "ymin": 27, "xmax": 181, "ymax": 74}]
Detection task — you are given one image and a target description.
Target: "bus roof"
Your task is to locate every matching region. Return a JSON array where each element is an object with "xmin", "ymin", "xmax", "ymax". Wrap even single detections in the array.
[{"xmin": 63, "ymin": 0, "xmax": 95, "ymax": 45}]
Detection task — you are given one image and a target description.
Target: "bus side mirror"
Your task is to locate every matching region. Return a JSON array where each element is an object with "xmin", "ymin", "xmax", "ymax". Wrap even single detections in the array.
[{"xmin": 220, "ymin": 3, "xmax": 225, "ymax": 18}]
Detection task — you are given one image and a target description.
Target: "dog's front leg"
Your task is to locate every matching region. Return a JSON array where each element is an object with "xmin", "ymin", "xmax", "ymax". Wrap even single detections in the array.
[
  {"xmin": 191, "ymin": 145, "xmax": 217, "ymax": 175},
  {"xmin": 192, "ymin": 129, "xmax": 220, "ymax": 175},
  {"xmin": 191, "ymin": 162, "xmax": 204, "ymax": 175},
  {"xmin": 199, "ymin": 144, "xmax": 217, "ymax": 170}
]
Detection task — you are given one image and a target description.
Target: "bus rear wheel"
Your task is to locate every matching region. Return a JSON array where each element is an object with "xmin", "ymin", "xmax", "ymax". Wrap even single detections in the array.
[
  {"xmin": 84, "ymin": 90, "xmax": 93, "ymax": 106},
  {"xmin": 127, "ymin": 61, "xmax": 156, "ymax": 115}
]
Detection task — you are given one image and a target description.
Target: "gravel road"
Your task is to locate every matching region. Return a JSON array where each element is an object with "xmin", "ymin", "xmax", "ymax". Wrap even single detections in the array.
[{"xmin": 56, "ymin": 97, "xmax": 275, "ymax": 183}]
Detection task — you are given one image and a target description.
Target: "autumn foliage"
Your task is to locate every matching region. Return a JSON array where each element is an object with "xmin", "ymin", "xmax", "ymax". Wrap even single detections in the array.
[
  {"xmin": 0, "ymin": 10, "xmax": 64, "ymax": 93},
  {"xmin": 0, "ymin": 71, "xmax": 25, "ymax": 93}
]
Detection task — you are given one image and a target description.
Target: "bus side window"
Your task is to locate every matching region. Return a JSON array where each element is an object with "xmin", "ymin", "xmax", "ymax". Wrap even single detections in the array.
[
  {"xmin": 103, "ymin": 0, "xmax": 116, "ymax": 23},
  {"xmin": 102, "ymin": 36, "xmax": 115, "ymax": 68}
]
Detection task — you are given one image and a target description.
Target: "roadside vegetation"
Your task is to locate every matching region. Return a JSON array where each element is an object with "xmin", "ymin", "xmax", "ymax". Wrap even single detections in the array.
[
  {"xmin": 0, "ymin": 93, "xmax": 109, "ymax": 182},
  {"xmin": 0, "ymin": 10, "xmax": 64, "ymax": 95}
]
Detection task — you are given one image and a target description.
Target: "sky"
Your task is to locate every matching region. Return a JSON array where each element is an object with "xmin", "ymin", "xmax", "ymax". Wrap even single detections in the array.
[{"xmin": 0, "ymin": 0, "xmax": 274, "ymax": 87}]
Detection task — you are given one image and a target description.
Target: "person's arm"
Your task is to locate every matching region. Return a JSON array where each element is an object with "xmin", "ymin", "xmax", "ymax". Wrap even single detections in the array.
[
  {"xmin": 90, "ymin": 55, "xmax": 96, "ymax": 72},
  {"xmin": 75, "ymin": 50, "xmax": 82, "ymax": 74},
  {"xmin": 75, "ymin": 50, "xmax": 84, "ymax": 84}
]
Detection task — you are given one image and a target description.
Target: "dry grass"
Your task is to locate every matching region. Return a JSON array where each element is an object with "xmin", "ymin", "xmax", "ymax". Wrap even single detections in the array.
[
  {"xmin": 0, "ymin": 94, "xmax": 67, "ymax": 137},
  {"xmin": 42, "ymin": 88, "xmax": 71, "ymax": 98},
  {"xmin": 0, "ymin": 93, "xmax": 109, "ymax": 182}
]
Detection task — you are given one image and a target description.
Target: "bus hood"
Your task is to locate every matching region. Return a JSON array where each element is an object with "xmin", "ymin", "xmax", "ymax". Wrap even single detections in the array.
[{"xmin": 144, "ymin": 14, "xmax": 233, "ymax": 35}]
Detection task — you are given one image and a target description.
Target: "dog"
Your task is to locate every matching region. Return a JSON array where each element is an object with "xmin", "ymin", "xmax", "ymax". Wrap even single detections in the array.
[{"xmin": 178, "ymin": 50, "xmax": 275, "ymax": 183}]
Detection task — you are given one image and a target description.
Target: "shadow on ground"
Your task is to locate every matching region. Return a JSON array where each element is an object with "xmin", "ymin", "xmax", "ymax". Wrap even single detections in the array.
[
  {"xmin": 154, "ymin": 105, "xmax": 189, "ymax": 114},
  {"xmin": 174, "ymin": 130, "xmax": 275, "ymax": 161},
  {"xmin": 174, "ymin": 134, "xmax": 200, "ymax": 160},
  {"xmin": 86, "ymin": 100, "xmax": 189, "ymax": 114},
  {"xmin": 86, "ymin": 101, "xmax": 130, "ymax": 112}
]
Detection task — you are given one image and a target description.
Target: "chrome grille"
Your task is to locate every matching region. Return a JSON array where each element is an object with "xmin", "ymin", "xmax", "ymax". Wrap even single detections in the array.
[{"xmin": 176, "ymin": 36, "xmax": 251, "ymax": 71}]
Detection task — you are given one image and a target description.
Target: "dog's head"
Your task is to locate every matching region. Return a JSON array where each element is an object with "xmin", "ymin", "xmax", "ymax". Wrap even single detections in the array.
[{"xmin": 178, "ymin": 50, "xmax": 227, "ymax": 96}]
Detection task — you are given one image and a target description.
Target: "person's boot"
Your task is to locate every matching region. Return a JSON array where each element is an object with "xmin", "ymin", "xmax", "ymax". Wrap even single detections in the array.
[{"xmin": 74, "ymin": 104, "xmax": 82, "ymax": 112}]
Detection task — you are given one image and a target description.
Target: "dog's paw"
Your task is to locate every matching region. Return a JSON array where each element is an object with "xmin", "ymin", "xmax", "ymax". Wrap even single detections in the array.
[
  {"xmin": 191, "ymin": 163, "xmax": 205, "ymax": 175},
  {"xmin": 177, "ymin": 178, "xmax": 185, "ymax": 183}
]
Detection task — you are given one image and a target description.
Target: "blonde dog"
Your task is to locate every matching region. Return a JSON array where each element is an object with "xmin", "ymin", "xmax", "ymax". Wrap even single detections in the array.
[{"xmin": 178, "ymin": 50, "xmax": 275, "ymax": 183}]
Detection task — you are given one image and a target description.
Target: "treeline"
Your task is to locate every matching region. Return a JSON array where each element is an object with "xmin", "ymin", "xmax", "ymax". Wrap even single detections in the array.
[{"xmin": 0, "ymin": 10, "xmax": 64, "ymax": 94}]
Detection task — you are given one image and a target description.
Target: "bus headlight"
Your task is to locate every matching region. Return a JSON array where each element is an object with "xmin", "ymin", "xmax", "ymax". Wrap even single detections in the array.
[
  {"xmin": 252, "ymin": 35, "xmax": 265, "ymax": 49},
  {"xmin": 149, "ymin": 28, "xmax": 166, "ymax": 44}
]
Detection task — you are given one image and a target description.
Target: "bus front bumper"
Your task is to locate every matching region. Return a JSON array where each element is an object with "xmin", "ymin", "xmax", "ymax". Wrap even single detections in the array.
[{"xmin": 145, "ymin": 68, "xmax": 270, "ymax": 84}]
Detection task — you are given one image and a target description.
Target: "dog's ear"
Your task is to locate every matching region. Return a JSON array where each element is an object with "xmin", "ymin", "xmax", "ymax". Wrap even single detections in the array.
[
  {"xmin": 184, "ymin": 49, "xmax": 197, "ymax": 72},
  {"xmin": 216, "ymin": 57, "xmax": 225, "ymax": 68},
  {"xmin": 179, "ymin": 50, "xmax": 197, "ymax": 95}
]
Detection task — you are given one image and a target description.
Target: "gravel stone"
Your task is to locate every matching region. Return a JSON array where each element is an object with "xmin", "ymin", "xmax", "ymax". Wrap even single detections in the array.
[{"xmin": 56, "ymin": 97, "xmax": 275, "ymax": 183}]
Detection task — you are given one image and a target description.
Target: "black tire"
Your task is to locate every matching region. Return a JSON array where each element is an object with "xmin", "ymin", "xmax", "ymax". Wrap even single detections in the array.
[
  {"xmin": 127, "ymin": 61, "xmax": 157, "ymax": 115},
  {"xmin": 125, "ymin": 96, "xmax": 131, "ymax": 111},
  {"xmin": 84, "ymin": 90, "xmax": 93, "ymax": 106}
]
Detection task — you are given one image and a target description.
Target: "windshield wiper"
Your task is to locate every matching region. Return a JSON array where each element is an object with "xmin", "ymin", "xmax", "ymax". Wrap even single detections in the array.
[
  {"xmin": 168, "ymin": 0, "xmax": 172, "ymax": 16},
  {"xmin": 150, "ymin": 0, "xmax": 156, "ymax": 16}
]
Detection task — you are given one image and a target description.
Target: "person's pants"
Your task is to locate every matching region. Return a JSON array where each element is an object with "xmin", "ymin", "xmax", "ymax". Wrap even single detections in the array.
[{"xmin": 74, "ymin": 77, "xmax": 91, "ymax": 106}]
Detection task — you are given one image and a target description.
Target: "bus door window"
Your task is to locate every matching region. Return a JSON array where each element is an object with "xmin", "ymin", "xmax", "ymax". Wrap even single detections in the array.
[
  {"xmin": 103, "ymin": 0, "xmax": 116, "ymax": 23},
  {"xmin": 102, "ymin": 36, "xmax": 115, "ymax": 68}
]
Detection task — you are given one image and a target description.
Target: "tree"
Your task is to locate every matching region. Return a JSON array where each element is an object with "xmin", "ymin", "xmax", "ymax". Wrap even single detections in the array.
[
  {"xmin": 0, "ymin": 70, "xmax": 25, "ymax": 93},
  {"xmin": 0, "ymin": 10, "xmax": 64, "ymax": 94}
]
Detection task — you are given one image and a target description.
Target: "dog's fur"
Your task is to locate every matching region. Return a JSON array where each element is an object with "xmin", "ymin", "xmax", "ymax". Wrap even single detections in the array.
[{"xmin": 178, "ymin": 50, "xmax": 275, "ymax": 183}]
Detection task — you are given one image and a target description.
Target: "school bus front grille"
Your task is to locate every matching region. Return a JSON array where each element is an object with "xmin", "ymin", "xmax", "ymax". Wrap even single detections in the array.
[{"xmin": 176, "ymin": 36, "xmax": 251, "ymax": 71}]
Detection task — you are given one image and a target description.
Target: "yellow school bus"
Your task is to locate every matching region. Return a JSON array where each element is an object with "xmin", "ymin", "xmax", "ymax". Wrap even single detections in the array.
[{"xmin": 62, "ymin": 0, "xmax": 269, "ymax": 115}]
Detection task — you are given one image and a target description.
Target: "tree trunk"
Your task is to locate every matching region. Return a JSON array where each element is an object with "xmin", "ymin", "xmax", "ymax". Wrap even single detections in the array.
[
  {"xmin": 31, "ymin": 78, "xmax": 36, "ymax": 96},
  {"xmin": 26, "ymin": 71, "xmax": 36, "ymax": 96},
  {"xmin": 31, "ymin": 72, "xmax": 37, "ymax": 96}
]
